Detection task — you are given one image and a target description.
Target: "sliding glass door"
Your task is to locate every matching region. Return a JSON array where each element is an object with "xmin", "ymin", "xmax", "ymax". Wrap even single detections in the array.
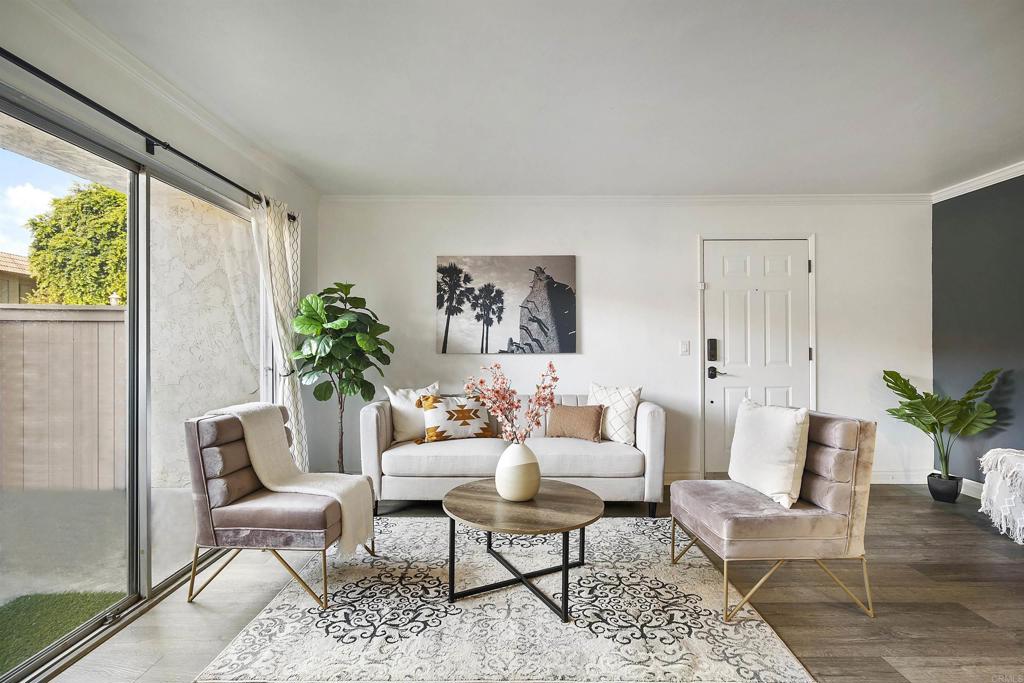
[
  {"xmin": 0, "ymin": 80, "xmax": 267, "ymax": 682},
  {"xmin": 147, "ymin": 177, "xmax": 261, "ymax": 586},
  {"xmin": 0, "ymin": 110, "xmax": 134, "ymax": 677}
]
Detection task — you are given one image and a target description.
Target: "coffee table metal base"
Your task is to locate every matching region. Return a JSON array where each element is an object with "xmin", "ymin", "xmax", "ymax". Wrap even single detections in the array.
[{"xmin": 447, "ymin": 517, "xmax": 585, "ymax": 622}]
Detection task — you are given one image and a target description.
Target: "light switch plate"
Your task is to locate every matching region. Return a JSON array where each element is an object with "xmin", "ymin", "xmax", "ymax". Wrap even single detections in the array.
[{"xmin": 679, "ymin": 340, "xmax": 690, "ymax": 356}]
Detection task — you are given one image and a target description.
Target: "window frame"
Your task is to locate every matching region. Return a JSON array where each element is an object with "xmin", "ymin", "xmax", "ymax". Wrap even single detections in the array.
[{"xmin": 0, "ymin": 84, "xmax": 268, "ymax": 683}]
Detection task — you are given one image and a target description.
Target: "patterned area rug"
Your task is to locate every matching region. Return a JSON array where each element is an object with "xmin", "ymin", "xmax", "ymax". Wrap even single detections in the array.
[{"xmin": 198, "ymin": 517, "xmax": 812, "ymax": 682}]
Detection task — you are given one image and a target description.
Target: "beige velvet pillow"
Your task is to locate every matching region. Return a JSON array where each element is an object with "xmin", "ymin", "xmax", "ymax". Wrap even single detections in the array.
[{"xmin": 546, "ymin": 404, "xmax": 604, "ymax": 442}]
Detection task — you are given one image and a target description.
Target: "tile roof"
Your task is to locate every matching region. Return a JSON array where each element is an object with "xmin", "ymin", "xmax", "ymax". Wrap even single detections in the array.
[{"xmin": 0, "ymin": 252, "xmax": 31, "ymax": 276}]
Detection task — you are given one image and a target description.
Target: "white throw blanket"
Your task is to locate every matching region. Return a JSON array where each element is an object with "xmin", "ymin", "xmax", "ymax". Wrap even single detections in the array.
[
  {"xmin": 210, "ymin": 402, "xmax": 374, "ymax": 555},
  {"xmin": 979, "ymin": 448, "xmax": 1024, "ymax": 545}
]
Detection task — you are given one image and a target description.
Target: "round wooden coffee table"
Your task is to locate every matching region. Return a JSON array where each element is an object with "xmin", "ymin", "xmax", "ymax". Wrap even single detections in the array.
[{"xmin": 442, "ymin": 478, "xmax": 604, "ymax": 622}]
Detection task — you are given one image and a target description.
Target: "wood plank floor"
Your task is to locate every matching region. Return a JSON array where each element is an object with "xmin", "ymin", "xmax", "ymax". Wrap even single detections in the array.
[{"xmin": 56, "ymin": 485, "xmax": 1024, "ymax": 683}]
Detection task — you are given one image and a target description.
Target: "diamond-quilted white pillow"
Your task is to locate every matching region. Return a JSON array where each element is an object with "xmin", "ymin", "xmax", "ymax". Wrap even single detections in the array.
[
  {"xmin": 728, "ymin": 398, "xmax": 810, "ymax": 508},
  {"xmin": 588, "ymin": 383, "xmax": 642, "ymax": 445}
]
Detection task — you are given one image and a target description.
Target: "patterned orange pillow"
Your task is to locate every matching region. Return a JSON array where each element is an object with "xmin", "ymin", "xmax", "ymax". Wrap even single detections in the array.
[{"xmin": 415, "ymin": 395, "xmax": 495, "ymax": 443}]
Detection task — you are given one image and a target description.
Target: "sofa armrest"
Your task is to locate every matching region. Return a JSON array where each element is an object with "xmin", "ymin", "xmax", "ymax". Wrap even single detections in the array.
[
  {"xmin": 635, "ymin": 401, "xmax": 666, "ymax": 503},
  {"xmin": 360, "ymin": 400, "xmax": 393, "ymax": 500}
]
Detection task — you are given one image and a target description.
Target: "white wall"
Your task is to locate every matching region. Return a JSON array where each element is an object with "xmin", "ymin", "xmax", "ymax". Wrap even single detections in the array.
[
  {"xmin": 0, "ymin": 0, "xmax": 320, "ymax": 292},
  {"xmin": 314, "ymin": 196, "xmax": 933, "ymax": 482},
  {"xmin": 2, "ymin": 0, "xmax": 323, "ymax": 480}
]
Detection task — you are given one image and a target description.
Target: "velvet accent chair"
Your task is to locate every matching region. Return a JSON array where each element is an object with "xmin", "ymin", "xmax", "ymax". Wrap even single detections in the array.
[
  {"xmin": 670, "ymin": 411, "xmax": 877, "ymax": 622},
  {"xmin": 184, "ymin": 406, "xmax": 358, "ymax": 608}
]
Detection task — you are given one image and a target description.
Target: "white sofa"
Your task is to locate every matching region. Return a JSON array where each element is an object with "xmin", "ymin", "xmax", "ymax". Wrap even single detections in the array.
[{"xmin": 360, "ymin": 393, "xmax": 666, "ymax": 516}]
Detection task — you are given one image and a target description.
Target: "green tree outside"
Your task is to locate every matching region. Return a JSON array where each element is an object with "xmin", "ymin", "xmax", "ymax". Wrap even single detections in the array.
[{"xmin": 25, "ymin": 182, "xmax": 127, "ymax": 305}]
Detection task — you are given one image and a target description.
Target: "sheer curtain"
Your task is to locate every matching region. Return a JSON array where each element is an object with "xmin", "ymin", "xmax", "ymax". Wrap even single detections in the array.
[{"xmin": 250, "ymin": 195, "xmax": 310, "ymax": 471}]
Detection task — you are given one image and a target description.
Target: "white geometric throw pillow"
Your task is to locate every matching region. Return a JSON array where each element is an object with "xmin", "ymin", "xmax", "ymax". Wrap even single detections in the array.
[
  {"xmin": 587, "ymin": 383, "xmax": 642, "ymax": 446},
  {"xmin": 415, "ymin": 395, "xmax": 495, "ymax": 443},
  {"xmin": 728, "ymin": 398, "xmax": 810, "ymax": 509}
]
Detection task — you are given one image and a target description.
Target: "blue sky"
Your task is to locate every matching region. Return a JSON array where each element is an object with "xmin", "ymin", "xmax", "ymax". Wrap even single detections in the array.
[{"xmin": 0, "ymin": 148, "xmax": 82, "ymax": 256}]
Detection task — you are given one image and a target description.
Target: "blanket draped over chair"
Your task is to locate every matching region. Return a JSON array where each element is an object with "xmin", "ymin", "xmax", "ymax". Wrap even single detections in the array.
[
  {"xmin": 980, "ymin": 448, "xmax": 1024, "ymax": 545},
  {"xmin": 210, "ymin": 402, "xmax": 374, "ymax": 554}
]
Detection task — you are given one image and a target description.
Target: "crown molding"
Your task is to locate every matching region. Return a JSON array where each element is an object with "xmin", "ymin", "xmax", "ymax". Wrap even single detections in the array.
[
  {"xmin": 23, "ymin": 0, "xmax": 319, "ymax": 198},
  {"xmin": 932, "ymin": 159, "xmax": 1024, "ymax": 203},
  {"xmin": 321, "ymin": 193, "xmax": 932, "ymax": 205}
]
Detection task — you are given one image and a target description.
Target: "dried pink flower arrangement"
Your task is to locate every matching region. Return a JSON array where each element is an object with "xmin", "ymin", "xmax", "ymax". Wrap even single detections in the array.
[{"xmin": 464, "ymin": 362, "xmax": 559, "ymax": 444}]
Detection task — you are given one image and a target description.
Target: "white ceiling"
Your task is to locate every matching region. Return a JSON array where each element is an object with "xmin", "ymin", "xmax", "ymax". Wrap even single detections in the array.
[{"xmin": 67, "ymin": 0, "xmax": 1024, "ymax": 195}]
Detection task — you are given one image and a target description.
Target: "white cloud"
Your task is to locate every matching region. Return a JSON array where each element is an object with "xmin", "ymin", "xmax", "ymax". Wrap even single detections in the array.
[
  {"xmin": 6, "ymin": 183, "xmax": 56, "ymax": 218},
  {"xmin": 0, "ymin": 182, "xmax": 55, "ymax": 255}
]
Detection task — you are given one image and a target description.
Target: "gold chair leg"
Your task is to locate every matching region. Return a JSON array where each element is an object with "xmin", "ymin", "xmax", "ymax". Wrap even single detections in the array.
[
  {"xmin": 724, "ymin": 559, "xmax": 786, "ymax": 622},
  {"xmin": 723, "ymin": 559, "xmax": 729, "ymax": 618},
  {"xmin": 322, "ymin": 549, "xmax": 329, "ymax": 609},
  {"xmin": 186, "ymin": 545, "xmax": 200, "ymax": 601},
  {"xmin": 268, "ymin": 549, "xmax": 328, "ymax": 609},
  {"xmin": 815, "ymin": 557, "xmax": 875, "ymax": 618},
  {"xmin": 670, "ymin": 518, "xmax": 697, "ymax": 564},
  {"xmin": 186, "ymin": 547, "xmax": 242, "ymax": 603}
]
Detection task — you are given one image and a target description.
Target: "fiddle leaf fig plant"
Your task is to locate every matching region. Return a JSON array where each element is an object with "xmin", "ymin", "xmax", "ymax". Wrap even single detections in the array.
[
  {"xmin": 882, "ymin": 368, "xmax": 1001, "ymax": 479},
  {"xmin": 291, "ymin": 282, "xmax": 393, "ymax": 472}
]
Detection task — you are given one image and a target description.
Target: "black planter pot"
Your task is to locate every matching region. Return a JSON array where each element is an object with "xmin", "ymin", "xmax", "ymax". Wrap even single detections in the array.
[{"xmin": 927, "ymin": 473, "xmax": 963, "ymax": 503}]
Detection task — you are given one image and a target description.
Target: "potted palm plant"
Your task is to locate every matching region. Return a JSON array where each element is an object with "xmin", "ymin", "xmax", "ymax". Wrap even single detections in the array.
[{"xmin": 882, "ymin": 369, "xmax": 1001, "ymax": 503}]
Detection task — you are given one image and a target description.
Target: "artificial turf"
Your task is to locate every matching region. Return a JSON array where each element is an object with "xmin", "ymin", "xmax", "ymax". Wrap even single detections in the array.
[{"xmin": 0, "ymin": 591, "xmax": 122, "ymax": 674}]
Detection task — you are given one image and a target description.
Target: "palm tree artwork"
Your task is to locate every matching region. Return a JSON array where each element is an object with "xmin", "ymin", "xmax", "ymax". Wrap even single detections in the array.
[
  {"xmin": 470, "ymin": 283, "xmax": 505, "ymax": 353},
  {"xmin": 436, "ymin": 262, "xmax": 474, "ymax": 353}
]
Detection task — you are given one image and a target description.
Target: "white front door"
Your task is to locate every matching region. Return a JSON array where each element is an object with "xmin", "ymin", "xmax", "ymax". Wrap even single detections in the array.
[{"xmin": 703, "ymin": 239, "xmax": 812, "ymax": 474}]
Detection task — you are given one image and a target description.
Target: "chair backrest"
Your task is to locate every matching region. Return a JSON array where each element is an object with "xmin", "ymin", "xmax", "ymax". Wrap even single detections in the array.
[
  {"xmin": 184, "ymin": 406, "xmax": 290, "ymax": 547},
  {"xmin": 800, "ymin": 411, "xmax": 877, "ymax": 557}
]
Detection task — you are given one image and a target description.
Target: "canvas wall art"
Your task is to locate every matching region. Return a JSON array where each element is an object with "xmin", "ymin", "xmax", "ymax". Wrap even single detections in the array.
[{"xmin": 436, "ymin": 255, "xmax": 576, "ymax": 354}]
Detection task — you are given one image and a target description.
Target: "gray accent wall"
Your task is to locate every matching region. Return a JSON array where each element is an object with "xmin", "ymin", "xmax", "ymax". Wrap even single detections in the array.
[{"xmin": 933, "ymin": 174, "xmax": 1024, "ymax": 481}]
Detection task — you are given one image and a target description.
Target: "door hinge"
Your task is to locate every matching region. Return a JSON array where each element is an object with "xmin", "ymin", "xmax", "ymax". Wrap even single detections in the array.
[
  {"xmin": 697, "ymin": 281, "xmax": 707, "ymax": 290},
  {"xmin": 808, "ymin": 259, "xmax": 813, "ymax": 273},
  {"xmin": 809, "ymin": 347, "xmax": 814, "ymax": 361}
]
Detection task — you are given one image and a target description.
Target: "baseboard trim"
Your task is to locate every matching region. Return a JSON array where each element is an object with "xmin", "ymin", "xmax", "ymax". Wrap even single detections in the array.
[
  {"xmin": 663, "ymin": 471, "xmax": 701, "ymax": 484},
  {"xmin": 668, "ymin": 470, "xmax": 934, "ymax": 485},
  {"xmin": 961, "ymin": 477, "xmax": 984, "ymax": 499},
  {"xmin": 871, "ymin": 469, "xmax": 933, "ymax": 485}
]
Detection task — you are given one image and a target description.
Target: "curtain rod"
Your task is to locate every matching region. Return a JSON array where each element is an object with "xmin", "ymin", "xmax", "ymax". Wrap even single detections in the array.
[{"xmin": 0, "ymin": 45, "xmax": 297, "ymax": 222}]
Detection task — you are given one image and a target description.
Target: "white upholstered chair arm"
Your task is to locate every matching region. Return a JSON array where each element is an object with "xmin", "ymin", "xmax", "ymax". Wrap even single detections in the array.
[
  {"xmin": 359, "ymin": 400, "xmax": 392, "ymax": 500},
  {"xmin": 635, "ymin": 401, "xmax": 666, "ymax": 503}
]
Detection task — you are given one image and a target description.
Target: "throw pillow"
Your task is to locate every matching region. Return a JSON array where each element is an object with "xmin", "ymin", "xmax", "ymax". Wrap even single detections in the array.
[
  {"xmin": 546, "ymin": 404, "xmax": 604, "ymax": 442},
  {"xmin": 384, "ymin": 382, "xmax": 439, "ymax": 442},
  {"xmin": 728, "ymin": 398, "xmax": 810, "ymax": 508},
  {"xmin": 416, "ymin": 395, "xmax": 495, "ymax": 443},
  {"xmin": 588, "ymin": 383, "xmax": 642, "ymax": 445}
]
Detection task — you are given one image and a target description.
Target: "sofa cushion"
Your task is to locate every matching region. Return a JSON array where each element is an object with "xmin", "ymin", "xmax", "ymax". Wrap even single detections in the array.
[
  {"xmin": 381, "ymin": 437, "xmax": 644, "ymax": 478},
  {"xmin": 211, "ymin": 489, "xmax": 341, "ymax": 530},
  {"xmin": 527, "ymin": 438, "xmax": 645, "ymax": 477},
  {"xmin": 383, "ymin": 438, "xmax": 508, "ymax": 477},
  {"xmin": 670, "ymin": 479, "xmax": 848, "ymax": 560}
]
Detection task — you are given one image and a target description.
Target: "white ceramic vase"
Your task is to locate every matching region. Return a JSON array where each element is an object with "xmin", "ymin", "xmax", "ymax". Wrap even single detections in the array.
[{"xmin": 495, "ymin": 442, "xmax": 541, "ymax": 501}]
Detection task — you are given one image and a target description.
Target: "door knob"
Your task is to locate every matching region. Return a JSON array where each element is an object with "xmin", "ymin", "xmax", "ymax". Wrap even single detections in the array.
[{"xmin": 707, "ymin": 366, "xmax": 728, "ymax": 379}]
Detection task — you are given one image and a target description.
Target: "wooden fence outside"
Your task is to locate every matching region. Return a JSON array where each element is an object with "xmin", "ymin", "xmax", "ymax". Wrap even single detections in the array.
[{"xmin": 0, "ymin": 305, "xmax": 126, "ymax": 491}]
